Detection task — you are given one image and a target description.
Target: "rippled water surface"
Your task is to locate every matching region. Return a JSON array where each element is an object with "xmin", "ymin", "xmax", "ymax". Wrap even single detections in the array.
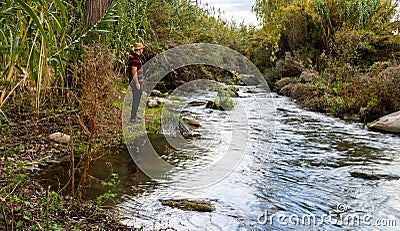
[{"xmin": 116, "ymin": 87, "xmax": 400, "ymax": 230}]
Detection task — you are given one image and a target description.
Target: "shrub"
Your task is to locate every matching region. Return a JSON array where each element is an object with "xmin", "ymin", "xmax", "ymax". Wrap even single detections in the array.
[{"xmin": 358, "ymin": 61, "xmax": 400, "ymax": 122}]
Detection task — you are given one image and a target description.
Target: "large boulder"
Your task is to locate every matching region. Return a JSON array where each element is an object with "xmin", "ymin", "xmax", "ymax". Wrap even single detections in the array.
[{"xmin": 369, "ymin": 111, "xmax": 400, "ymax": 134}]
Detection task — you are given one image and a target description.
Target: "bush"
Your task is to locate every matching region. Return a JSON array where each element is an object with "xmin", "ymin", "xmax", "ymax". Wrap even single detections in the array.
[
  {"xmin": 276, "ymin": 57, "xmax": 400, "ymax": 122},
  {"xmin": 358, "ymin": 61, "xmax": 400, "ymax": 122}
]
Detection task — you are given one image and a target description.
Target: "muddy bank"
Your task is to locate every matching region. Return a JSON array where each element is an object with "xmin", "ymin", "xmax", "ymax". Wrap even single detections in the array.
[{"xmin": 0, "ymin": 111, "xmax": 133, "ymax": 230}]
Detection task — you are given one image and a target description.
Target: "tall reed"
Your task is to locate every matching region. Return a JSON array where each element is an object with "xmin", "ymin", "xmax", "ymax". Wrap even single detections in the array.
[{"xmin": 0, "ymin": 0, "xmax": 139, "ymax": 112}]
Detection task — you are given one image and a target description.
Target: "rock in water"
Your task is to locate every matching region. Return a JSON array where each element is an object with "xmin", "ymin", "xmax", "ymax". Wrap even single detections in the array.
[
  {"xmin": 160, "ymin": 199, "xmax": 213, "ymax": 212},
  {"xmin": 188, "ymin": 100, "xmax": 207, "ymax": 107},
  {"xmin": 48, "ymin": 132, "xmax": 71, "ymax": 143},
  {"xmin": 151, "ymin": 90, "xmax": 163, "ymax": 97},
  {"xmin": 147, "ymin": 99, "xmax": 159, "ymax": 108},
  {"xmin": 183, "ymin": 118, "xmax": 201, "ymax": 127},
  {"xmin": 206, "ymin": 100, "xmax": 224, "ymax": 111},
  {"xmin": 369, "ymin": 111, "xmax": 400, "ymax": 134},
  {"xmin": 350, "ymin": 171, "xmax": 400, "ymax": 180},
  {"xmin": 155, "ymin": 97, "xmax": 171, "ymax": 105}
]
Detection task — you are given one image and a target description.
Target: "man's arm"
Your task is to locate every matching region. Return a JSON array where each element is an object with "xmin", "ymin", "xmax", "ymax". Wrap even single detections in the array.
[{"xmin": 131, "ymin": 66, "xmax": 140, "ymax": 90}]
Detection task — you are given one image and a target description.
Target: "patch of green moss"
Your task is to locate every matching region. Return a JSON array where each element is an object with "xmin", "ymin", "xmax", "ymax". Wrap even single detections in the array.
[{"xmin": 145, "ymin": 107, "xmax": 168, "ymax": 133}]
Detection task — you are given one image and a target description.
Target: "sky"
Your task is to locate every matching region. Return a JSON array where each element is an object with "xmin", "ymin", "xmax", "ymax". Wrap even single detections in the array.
[{"xmin": 198, "ymin": 0, "xmax": 259, "ymax": 25}]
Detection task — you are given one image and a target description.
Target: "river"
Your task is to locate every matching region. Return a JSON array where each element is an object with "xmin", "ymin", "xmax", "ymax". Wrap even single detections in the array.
[{"xmin": 112, "ymin": 86, "xmax": 400, "ymax": 230}]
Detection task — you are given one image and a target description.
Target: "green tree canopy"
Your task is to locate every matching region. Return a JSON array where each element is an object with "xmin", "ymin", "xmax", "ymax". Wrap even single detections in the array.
[{"xmin": 253, "ymin": 0, "xmax": 399, "ymax": 61}]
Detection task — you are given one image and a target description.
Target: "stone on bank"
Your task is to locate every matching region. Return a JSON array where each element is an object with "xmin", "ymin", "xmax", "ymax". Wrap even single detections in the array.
[{"xmin": 368, "ymin": 111, "xmax": 400, "ymax": 134}]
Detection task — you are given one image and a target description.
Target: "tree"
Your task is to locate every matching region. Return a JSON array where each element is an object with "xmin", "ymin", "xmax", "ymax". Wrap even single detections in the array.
[
  {"xmin": 85, "ymin": 0, "xmax": 114, "ymax": 27},
  {"xmin": 253, "ymin": 0, "xmax": 399, "ymax": 62}
]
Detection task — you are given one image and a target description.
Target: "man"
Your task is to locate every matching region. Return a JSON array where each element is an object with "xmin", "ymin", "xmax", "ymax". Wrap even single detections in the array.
[{"xmin": 128, "ymin": 42, "xmax": 145, "ymax": 122}]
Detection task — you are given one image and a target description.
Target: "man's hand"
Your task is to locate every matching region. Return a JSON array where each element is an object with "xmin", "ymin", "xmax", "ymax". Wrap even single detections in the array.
[{"xmin": 135, "ymin": 82, "xmax": 141, "ymax": 90}]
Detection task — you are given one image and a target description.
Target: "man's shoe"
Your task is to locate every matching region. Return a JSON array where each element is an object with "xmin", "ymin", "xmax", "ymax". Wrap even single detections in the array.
[{"xmin": 130, "ymin": 117, "xmax": 143, "ymax": 123}]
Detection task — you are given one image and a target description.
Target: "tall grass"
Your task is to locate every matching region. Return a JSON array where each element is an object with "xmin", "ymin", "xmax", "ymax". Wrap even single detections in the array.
[
  {"xmin": 0, "ymin": 0, "xmax": 253, "ymax": 118},
  {"xmin": 312, "ymin": 0, "xmax": 397, "ymax": 44},
  {"xmin": 0, "ymin": 0, "xmax": 138, "ymax": 113},
  {"xmin": 1, "ymin": 0, "xmax": 80, "ymax": 111},
  {"xmin": 103, "ymin": 0, "xmax": 153, "ymax": 72}
]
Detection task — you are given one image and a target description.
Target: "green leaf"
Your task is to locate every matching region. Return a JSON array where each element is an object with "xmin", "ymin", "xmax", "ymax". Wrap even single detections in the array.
[
  {"xmin": 15, "ymin": 0, "xmax": 48, "ymax": 44},
  {"xmin": 54, "ymin": 0, "xmax": 67, "ymax": 20},
  {"xmin": 0, "ymin": 80, "xmax": 13, "ymax": 86},
  {"xmin": 0, "ymin": 109, "xmax": 10, "ymax": 123},
  {"xmin": 333, "ymin": 87, "xmax": 339, "ymax": 95},
  {"xmin": 0, "ymin": 63, "xmax": 11, "ymax": 80},
  {"xmin": 11, "ymin": 36, "xmax": 19, "ymax": 62},
  {"xmin": 92, "ymin": 29, "xmax": 111, "ymax": 34},
  {"xmin": 16, "ymin": 220, "xmax": 23, "ymax": 228},
  {"xmin": 48, "ymin": 12, "xmax": 63, "ymax": 32}
]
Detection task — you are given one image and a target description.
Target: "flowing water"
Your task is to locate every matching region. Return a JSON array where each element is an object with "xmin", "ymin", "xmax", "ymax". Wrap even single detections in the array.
[
  {"xmin": 113, "ymin": 86, "xmax": 400, "ymax": 230},
  {"xmin": 41, "ymin": 86, "xmax": 400, "ymax": 230}
]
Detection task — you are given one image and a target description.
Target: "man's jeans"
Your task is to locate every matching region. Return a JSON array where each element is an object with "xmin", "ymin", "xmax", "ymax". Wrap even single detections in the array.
[{"xmin": 130, "ymin": 81, "xmax": 143, "ymax": 120}]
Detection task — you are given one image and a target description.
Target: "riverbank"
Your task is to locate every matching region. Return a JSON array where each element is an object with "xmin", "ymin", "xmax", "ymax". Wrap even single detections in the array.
[
  {"xmin": 0, "ymin": 110, "xmax": 134, "ymax": 230},
  {"xmin": 0, "ymin": 87, "xmax": 201, "ymax": 230},
  {"xmin": 272, "ymin": 58, "xmax": 400, "ymax": 125},
  {"xmin": 250, "ymin": 0, "xmax": 400, "ymax": 126}
]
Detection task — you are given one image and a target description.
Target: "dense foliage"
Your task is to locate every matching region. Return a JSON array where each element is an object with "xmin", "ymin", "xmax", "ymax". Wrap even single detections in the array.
[
  {"xmin": 0, "ymin": 0, "xmax": 250, "ymax": 117},
  {"xmin": 253, "ymin": 0, "xmax": 399, "ymax": 61},
  {"xmin": 0, "ymin": 0, "xmax": 115, "ymax": 113},
  {"xmin": 253, "ymin": 0, "xmax": 400, "ymax": 121}
]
